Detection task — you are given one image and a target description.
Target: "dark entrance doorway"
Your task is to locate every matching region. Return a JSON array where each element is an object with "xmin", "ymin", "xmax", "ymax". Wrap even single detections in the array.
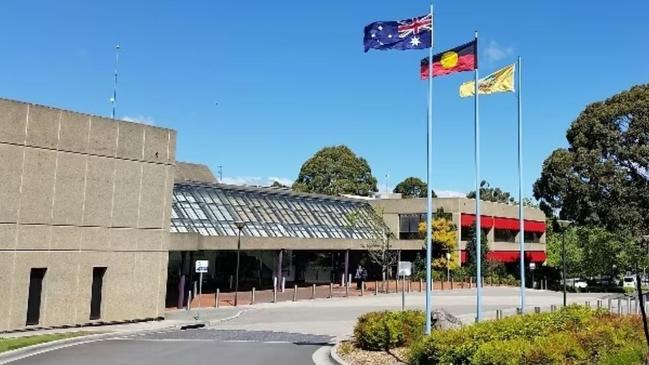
[
  {"xmin": 26, "ymin": 268, "xmax": 47, "ymax": 326},
  {"xmin": 90, "ymin": 267, "xmax": 107, "ymax": 320}
]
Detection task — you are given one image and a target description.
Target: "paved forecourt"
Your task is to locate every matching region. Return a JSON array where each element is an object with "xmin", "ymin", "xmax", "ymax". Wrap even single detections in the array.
[{"xmin": 5, "ymin": 288, "xmax": 609, "ymax": 365}]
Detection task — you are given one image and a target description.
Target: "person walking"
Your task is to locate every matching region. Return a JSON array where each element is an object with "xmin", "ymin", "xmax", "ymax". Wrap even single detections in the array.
[{"xmin": 355, "ymin": 266, "xmax": 363, "ymax": 290}]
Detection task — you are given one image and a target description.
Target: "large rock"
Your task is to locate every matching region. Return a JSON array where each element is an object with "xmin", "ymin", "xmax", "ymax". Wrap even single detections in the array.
[{"xmin": 431, "ymin": 309, "xmax": 463, "ymax": 330}]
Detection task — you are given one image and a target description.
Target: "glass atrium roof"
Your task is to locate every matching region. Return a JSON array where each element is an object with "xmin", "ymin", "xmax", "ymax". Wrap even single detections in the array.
[{"xmin": 171, "ymin": 182, "xmax": 384, "ymax": 240}]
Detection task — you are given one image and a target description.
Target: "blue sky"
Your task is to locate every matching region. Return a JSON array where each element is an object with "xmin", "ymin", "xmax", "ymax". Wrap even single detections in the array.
[{"xmin": 1, "ymin": 1, "xmax": 647, "ymax": 198}]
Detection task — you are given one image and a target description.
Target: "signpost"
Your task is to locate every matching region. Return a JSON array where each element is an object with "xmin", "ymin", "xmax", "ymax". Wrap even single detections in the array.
[
  {"xmin": 398, "ymin": 261, "xmax": 412, "ymax": 311},
  {"xmin": 195, "ymin": 260, "xmax": 209, "ymax": 307}
]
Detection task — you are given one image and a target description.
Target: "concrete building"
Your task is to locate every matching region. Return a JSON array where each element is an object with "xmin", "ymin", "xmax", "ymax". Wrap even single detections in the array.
[
  {"xmin": 0, "ymin": 98, "xmax": 175, "ymax": 331},
  {"xmin": 371, "ymin": 197, "xmax": 546, "ymax": 264},
  {"xmin": 0, "ymin": 97, "xmax": 547, "ymax": 331}
]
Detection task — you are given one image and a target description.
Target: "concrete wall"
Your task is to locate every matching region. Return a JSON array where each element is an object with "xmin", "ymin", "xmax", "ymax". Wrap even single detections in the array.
[
  {"xmin": 174, "ymin": 162, "xmax": 216, "ymax": 184},
  {"xmin": 0, "ymin": 98, "xmax": 176, "ymax": 331}
]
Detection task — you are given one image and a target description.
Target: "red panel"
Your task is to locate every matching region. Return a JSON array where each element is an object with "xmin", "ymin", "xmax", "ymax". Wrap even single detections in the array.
[
  {"xmin": 460, "ymin": 214, "xmax": 494, "ymax": 228},
  {"xmin": 486, "ymin": 251, "xmax": 546, "ymax": 263},
  {"xmin": 493, "ymin": 217, "xmax": 519, "ymax": 230},
  {"xmin": 460, "ymin": 250, "xmax": 467, "ymax": 263},
  {"xmin": 524, "ymin": 220, "xmax": 546, "ymax": 233},
  {"xmin": 492, "ymin": 217, "xmax": 546, "ymax": 233}
]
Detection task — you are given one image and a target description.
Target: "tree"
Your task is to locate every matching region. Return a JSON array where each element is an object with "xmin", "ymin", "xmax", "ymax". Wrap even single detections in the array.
[
  {"xmin": 269, "ymin": 181, "xmax": 289, "ymax": 189},
  {"xmin": 467, "ymin": 180, "xmax": 515, "ymax": 204},
  {"xmin": 533, "ymin": 84, "xmax": 649, "ymax": 237},
  {"xmin": 347, "ymin": 208, "xmax": 398, "ymax": 283},
  {"xmin": 393, "ymin": 177, "xmax": 435, "ymax": 198},
  {"xmin": 417, "ymin": 211, "xmax": 458, "ymax": 270},
  {"xmin": 546, "ymin": 224, "xmax": 647, "ymax": 279},
  {"xmin": 292, "ymin": 145, "xmax": 378, "ymax": 196},
  {"xmin": 464, "ymin": 222, "xmax": 490, "ymax": 278}
]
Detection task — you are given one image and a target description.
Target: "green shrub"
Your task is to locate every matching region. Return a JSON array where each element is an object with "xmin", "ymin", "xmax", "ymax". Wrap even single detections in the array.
[
  {"xmin": 408, "ymin": 306, "xmax": 646, "ymax": 365},
  {"xmin": 353, "ymin": 310, "xmax": 425, "ymax": 351},
  {"xmin": 598, "ymin": 343, "xmax": 647, "ymax": 365}
]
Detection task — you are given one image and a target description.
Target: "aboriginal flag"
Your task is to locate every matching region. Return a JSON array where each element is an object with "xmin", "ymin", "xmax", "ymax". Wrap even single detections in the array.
[{"xmin": 420, "ymin": 40, "xmax": 477, "ymax": 79}]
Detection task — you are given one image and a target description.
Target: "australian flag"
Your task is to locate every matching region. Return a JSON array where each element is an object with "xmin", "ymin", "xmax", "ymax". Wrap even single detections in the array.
[{"xmin": 363, "ymin": 14, "xmax": 432, "ymax": 52}]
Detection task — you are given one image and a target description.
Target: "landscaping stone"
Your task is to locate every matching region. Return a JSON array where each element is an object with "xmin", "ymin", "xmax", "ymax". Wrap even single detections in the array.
[{"xmin": 431, "ymin": 308, "xmax": 463, "ymax": 330}]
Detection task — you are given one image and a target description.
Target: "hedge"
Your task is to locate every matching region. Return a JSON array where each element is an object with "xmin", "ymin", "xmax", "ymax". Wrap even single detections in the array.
[
  {"xmin": 408, "ymin": 306, "xmax": 647, "ymax": 365},
  {"xmin": 353, "ymin": 310, "xmax": 425, "ymax": 351}
]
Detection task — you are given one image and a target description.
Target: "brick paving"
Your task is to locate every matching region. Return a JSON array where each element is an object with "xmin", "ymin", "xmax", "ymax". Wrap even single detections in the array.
[{"xmin": 178, "ymin": 279, "xmax": 500, "ymax": 309}]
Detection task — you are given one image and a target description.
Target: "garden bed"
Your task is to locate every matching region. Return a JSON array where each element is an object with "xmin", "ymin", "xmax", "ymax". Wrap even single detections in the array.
[{"xmin": 340, "ymin": 306, "xmax": 648, "ymax": 365}]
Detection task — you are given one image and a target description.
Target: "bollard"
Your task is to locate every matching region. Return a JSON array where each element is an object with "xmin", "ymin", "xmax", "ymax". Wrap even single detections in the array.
[
  {"xmin": 627, "ymin": 297, "xmax": 631, "ymax": 314},
  {"xmin": 419, "ymin": 279, "xmax": 423, "ymax": 292},
  {"xmin": 407, "ymin": 280, "xmax": 411, "ymax": 293},
  {"xmin": 312, "ymin": 284, "xmax": 316, "ymax": 299},
  {"xmin": 516, "ymin": 307, "xmax": 522, "ymax": 315},
  {"xmin": 496, "ymin": 309, "xmax": 502, "ymax": 320},
  {"xmin": 634, "ymin": 298, "xmax": 639, "ymax": 313},
  {"xmin": 215, "ymin": 289, "xmax": 220, "ymax": 308},
  {"xmin": 281, "ymin": 277, "xmax": 286, "ymax": 293},
  {"xmin": 374, "ymin": 281, "xmax": 378, "ymax": 295},
  {"xmin": 534, "ymin": 307, "xmax": 541, "ymax": 313},
  {"xmin": 597, "ymin": 300, "xmax": 602, "ymax": 309},
  {"xmin": 550, "ymin": 304, "xmax": 556, "ymax": 312},
  {"xmin": 188, "ymin": 290, "xmax": 192, "ymax": 311},
  {"xmin": 293, "ymin": 285, "xmax": 298, "ymax": 302},
  {"xmin": 341, "ymin": 274, "xmax": 345, "ymax": 287},
  {"xmin": 585, "ymin": 301, "xmax": 590, "ymax": 308},
  {"xmin": 272, "ymin": 287, "xmax": 277, "ymax": 303},
  {"xmin": 469, "ymin": 277, "xmax": 473, "ymax": 288},
  {"xmin": 617, "ymin": 298, "xmax": 622, "ymax": 314},
  {"xmin": 251, "ymin": 287, "xmax": 256, "ymax": 305},
  {"xmin": 451, "ymin": 278, "xmax": 454, "ymax": 290},
  {"xmin": 329, "ymin": 283, "xmax": 334, "ymax": 299},
  {"xmin": 384, "ymin": 280, "xmax": 388, "ymax": 294},
  {"xmin": 607, "ymin": 298, "xmax": 612, "ymax": 312},
  {"xmin": 345, "ymin": 282, "xmax": 349, "ymax": 297},
  {"xmin": 360, "ymin": 282, "xmax": 364, "ymax": 296}
]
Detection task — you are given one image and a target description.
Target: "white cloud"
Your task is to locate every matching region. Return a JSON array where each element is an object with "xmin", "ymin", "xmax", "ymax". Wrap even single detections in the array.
[
  {"xmin": 435, "ymin": 189, "xmax": 466, "ymax": 198},
  {"xmin": 122, "ymin": 115, "xmax": 156, "ymax": 125},
  {"xmin": 221, "ymin": 176, "xmax": 294, "ymax": 187},
  {"xmin": 484, "ymin": 40, "xmax": 514, "ymax": 63}
]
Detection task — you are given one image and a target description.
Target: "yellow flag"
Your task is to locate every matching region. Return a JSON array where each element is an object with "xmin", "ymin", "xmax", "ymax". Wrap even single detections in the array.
[{"xmin": 459, "ymin": 63, "xmax": 515, "ymax": 97}]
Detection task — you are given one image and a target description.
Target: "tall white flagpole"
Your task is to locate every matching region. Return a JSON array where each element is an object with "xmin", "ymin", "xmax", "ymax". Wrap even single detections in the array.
[
  {"xmin": 111, "ymin": 44, "xmax": 120, "ymax": 120},
  {"xmin": 473, "ymin": 30, "xmax": 482, "ymax": 322},
  {"xmin": 424, "ymin": 3, "xmax": 434, "ymax": 335},
  {"xmin": 518, "ymin": 56, "xmax": 526, "ymax": 312}
]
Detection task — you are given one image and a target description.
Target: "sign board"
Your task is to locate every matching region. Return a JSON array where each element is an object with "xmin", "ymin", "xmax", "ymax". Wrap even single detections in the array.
[
  {"xmin": 195, "ymin": 260, "xmax": 209, "ymax": 273},
  {"xmin": 398, "ymin": 261, "xmax": 412, "ymax": 277}
]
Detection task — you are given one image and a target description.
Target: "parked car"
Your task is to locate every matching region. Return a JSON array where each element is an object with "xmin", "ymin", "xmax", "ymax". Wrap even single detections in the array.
[
  {"xmin": 561, "ymin": 278, "xmax": 588, "ymax": 289},
  {"xmin": 623, "ymin": 276, "xmax": 636, "ymax": 288}
]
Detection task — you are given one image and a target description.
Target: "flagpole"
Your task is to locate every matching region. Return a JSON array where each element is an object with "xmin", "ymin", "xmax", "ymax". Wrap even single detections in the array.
[
  {"xmin": 111, "ymin": 44, "xmax": 120, "ymax": 120},
  {"xmin": 473, "ymin": 30, "xmax": 482, "ymax": 322},
  {"xmin": 518, "ymin": 56, "xmax": 526, "ymax": 312},
  {"xmin": 424, "ymin": 2, "xmax": 434, "ymax": 335}
]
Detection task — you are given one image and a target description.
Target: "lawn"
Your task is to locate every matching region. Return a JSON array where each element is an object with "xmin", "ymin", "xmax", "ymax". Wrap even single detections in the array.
[{"xmin": 0, "ymin": 332, "xmax": 92, "ymax": 353}]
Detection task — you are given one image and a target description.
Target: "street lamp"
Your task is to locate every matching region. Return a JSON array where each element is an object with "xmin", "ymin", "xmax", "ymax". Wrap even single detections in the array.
[
  {"xmin": 234, "ymin": 220, "xmax": 247, "ymax": 306},
  {"xmin": 445, "ymin": 252, "xmax": 451, "ymax": 283},
  {"xmin": 558, "ymin": 220, "xmax": 574, "ymax": 307}
]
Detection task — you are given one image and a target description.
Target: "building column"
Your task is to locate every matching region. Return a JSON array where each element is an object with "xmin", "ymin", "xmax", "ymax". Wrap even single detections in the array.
[
  {"xmin": 177, "ymin": 251, "xmax": 189, "ymax": 309},
  {"xmin": 276, "ymin": 249, "xmax": 283, "ymax": 289},
  {"xmin": 344, "ymin": 249, "xmax": 350, "ymax": 285}
]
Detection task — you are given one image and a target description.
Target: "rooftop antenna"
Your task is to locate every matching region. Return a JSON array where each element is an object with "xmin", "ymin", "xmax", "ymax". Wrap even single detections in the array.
[
  {"xmin": 217, "ymin": 165, "xmax": 223, "ymax": 182},
  {"xmin": 110, "ymin": 44, "xmax": 120, "ymax": 119}
]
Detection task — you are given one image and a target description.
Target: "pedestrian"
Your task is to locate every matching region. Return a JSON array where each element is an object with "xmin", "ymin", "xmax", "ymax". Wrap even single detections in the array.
[
  {"xmin": 361, "ymin": 266, "xmax": 368, "ymax": 289},
  {"xmin": 355, "ymin": 266, "xmax": 363, "ymax": 290}
]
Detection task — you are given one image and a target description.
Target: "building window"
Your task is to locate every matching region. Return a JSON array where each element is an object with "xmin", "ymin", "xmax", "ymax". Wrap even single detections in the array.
[
  {"xmin": 399, "ymin": 214, "xmax": 424, "ymax": 240},
  {"xmin": 461, "ymin": 227, "xmax": 490, "ymax": 242},
  {"xmin": 524, "ymin": 231, "xmax": 542, "ymax": 243},
  {"xmin": 494, "ymin": 229, "xmax": 517, "ymax": 242}
]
